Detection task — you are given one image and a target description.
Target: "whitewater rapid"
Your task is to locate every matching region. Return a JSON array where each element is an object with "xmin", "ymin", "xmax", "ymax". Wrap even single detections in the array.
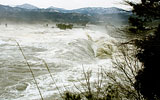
[{"xmin": 0, "ymin": 24, "xmax": 117, "ymax": 100}]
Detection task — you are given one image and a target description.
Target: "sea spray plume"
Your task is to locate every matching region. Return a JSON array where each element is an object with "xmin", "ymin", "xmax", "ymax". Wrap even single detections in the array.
[{"xmin": 85, "ymin": 32, "xmax": 93, "ymax": 41}]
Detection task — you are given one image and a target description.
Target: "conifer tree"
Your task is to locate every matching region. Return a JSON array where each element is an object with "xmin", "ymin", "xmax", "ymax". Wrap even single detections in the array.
[{"xmin": 126, "ymin": 0, "xmax": 160, "ymax": 99}]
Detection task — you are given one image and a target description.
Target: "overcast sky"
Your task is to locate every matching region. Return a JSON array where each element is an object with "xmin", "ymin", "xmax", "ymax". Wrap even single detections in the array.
[{"xmin": 0, "ymin": 0, "xmax": 139, "ymax": 10}]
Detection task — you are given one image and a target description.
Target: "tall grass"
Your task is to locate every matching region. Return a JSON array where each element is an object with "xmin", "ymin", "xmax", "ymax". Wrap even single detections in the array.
[
  {"xmin": 42, "ymin": 60, "xmax": 63, "ymax": 98},
  {"xmin": 16, "ymin": 40, "xmax": 64, "ymax": 100},
  {"xmin": 16, "ymin": 41, "xmax": 44, "ymax": 100}
]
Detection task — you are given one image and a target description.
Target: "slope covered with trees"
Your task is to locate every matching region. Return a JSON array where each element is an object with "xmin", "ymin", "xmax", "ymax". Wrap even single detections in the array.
[{"xmin": 126, "ymin": 0, "xmax": 160, "ymax": 99}]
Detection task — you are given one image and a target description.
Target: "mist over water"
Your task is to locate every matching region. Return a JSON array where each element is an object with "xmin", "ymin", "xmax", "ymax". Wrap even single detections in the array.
[{"xmin": 0, "ymin": 24, "xmax": 120, "ymax": 100}]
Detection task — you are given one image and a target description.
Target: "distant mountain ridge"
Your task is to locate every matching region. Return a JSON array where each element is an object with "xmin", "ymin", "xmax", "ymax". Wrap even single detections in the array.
[
  {"xmin": 14, "ymin": 4, "xmax": 128, "ymax": 14},
  {"xmin": 16, "ymin": 3, "xmax": 38, "ymax": 9},
  {"xmin": 0, "ymin": 4, "xmax": 131, "ymax": 24},
  {"xmin": 0, "ymin": 4, "xmax": 91, "ymax": 23},
  {"xmin": 70, "ymin": 7, "xmax": 127, "ymax": 14}
]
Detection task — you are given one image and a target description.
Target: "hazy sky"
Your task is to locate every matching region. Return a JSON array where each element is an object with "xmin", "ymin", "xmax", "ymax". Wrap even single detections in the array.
[{"xmin": 0, "ymin": 0, "xmax": 139, "ymax": 10}]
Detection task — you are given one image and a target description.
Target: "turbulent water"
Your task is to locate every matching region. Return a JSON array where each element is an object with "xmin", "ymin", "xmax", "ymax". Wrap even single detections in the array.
[{"xmin": 0, "ymin": 24, "xmax": 118, "ymax": 100}]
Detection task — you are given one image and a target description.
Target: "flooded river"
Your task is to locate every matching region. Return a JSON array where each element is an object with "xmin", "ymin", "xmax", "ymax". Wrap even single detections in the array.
[{"xmin": 0, "ymin": 24, "xmax": 117, "ymax": 100}]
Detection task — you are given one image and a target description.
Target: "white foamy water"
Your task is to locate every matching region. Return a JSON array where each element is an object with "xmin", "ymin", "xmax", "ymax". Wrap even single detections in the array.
[{"xmin": 0, "ymin": 24, "xmax": 118, "ymax": 100}]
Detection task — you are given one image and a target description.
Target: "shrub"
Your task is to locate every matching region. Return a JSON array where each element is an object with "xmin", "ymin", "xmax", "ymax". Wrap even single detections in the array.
[
  {"xmin": 63, "ymin": 44, "xmax": 145, "ymax": 100},
  {"xmin": 56, "ymin": 24, "xmax": 73, "ymax": 30}
]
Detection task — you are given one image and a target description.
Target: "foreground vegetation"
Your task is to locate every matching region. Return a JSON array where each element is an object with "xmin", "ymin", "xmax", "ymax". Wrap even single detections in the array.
[
  {"xmin": 62, "ymin": 44, "xmax": 144, "ymax": 100},
  {"xmin": 126, "ymin": 0, "xmax": 160, "ymax": 100}
]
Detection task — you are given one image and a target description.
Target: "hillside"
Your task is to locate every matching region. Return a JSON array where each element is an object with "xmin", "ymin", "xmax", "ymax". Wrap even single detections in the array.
[{"xmin": 0, "ymin": 4, "xmax": 131, "ymax": 24}]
